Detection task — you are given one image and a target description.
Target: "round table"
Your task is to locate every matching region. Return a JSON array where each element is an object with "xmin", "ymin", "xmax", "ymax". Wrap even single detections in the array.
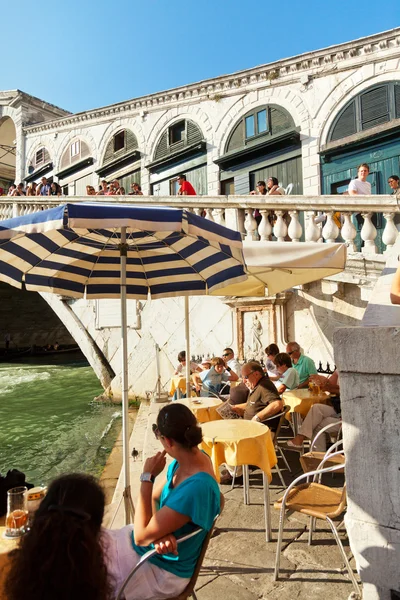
[
  {"xmin": 201, "ymin": 419, "xmax": 277, "ymax": 541},
  {"xmin": 169, "ymin": 375, "xmax": 196, "ymax": 398},
  {"xmin": 175, "ymin": 397, "xmax": 223, "ymax": 423},
  {"xmin": 282, "ymin": 389, "xmax": 331, "ymax": 435}
]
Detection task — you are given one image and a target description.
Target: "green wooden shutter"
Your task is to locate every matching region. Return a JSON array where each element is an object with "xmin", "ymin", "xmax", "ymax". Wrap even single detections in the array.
[
  {"xmin": 103, "ymin": 130, "xmax": 138, "ymax": 166},
  {"xmin": 154, "ymin": 131, "xmax": 169, "ymax": 160},
  {"xmin": 360, "ymin": 86, "xmax": 390, "ymax": 130},
  {"xmin": 226, "ymin": 121, "xmax": 244, "ymax": 153},
  {"xmin": 330, "ymin": 102, "xmax": 357, "ymax": 141},
  {"xmin": 394, "ymin": 84, "xmax": 400, "ymax": 119},
  {"xmin": 270, "ymin": 107, "xmax": 294, "ymax": 135},
  {"xmin": 186, "ymin": 121, "xmax": 203, "ymax": 145}
]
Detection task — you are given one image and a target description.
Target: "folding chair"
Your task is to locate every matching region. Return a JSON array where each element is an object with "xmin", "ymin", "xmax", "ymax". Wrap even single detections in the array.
[
  {"xmin": 273, "ymin": 458, "xmax": 361, "ymax": 597},
  {"xmin": 263, "ymin": 406, "xmax": 292, "ymax": 487},
  {"xmin": 116, "ymin": 497, "xmax": 224, "ymax": 600}
]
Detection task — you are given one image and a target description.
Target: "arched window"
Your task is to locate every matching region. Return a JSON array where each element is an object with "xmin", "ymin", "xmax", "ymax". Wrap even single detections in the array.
[
  {"xmin": 153, "ymin": 120, "xmax": 204, "ymax": 162},
  {"xmin": 59, "ymin": 139, "xmax": 91, "ymax": 171},
  {"xmin": 102, "ymin": 129, "xmax": 139, "ymax": 166},
  {"xmin": 328, "ymin": 82, "xmax": 400, "ymax": 142},
  {"xmin": 28, "ymin": 147, "xmax": 51, "ymax": 174},
  {"xmin": 226, "ymin": 105, "xmax": 296, "ymax": 153}
]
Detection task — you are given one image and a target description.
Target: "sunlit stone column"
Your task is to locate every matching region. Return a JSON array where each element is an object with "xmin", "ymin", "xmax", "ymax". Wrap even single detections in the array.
[
  {"xmin": 305, "ymin": 211, "xmax": 320, "ymax": 242},
  {"xmin": 193, "ymin": 208, "xmax": 203, "ymax": 217},
  {"xmin": 244, "ymin": 210, "xmax": 259, "ymax": 241},
  {"xmin": 204, "ymin": 208, "xmax": 214, "ymax": 222},
  {"xmin": 341, "ymin": 213, "xmax": 357, "ymax": 252},
  {"xmin": 382, "ymin": 213, "xmax": 399, "ymax": 252},
  {"xmin": 288, "ymin": 210, "xmax": 302, "ymax": 242},
  {"xmin": 322, "ymin": 212, "xmax": 339, "ymax": 243},
  {"xmin": 213, "ymin": 208, "xmax": 226, "ymax": 227},
  {"xmin": 258, "ymin": 210, "xmax": 272, "ymax": 241},
  {"xmin": 361, "ymin": 212, "xmax": 377, "ymax": 254},
  {"xmin": 273, "ymin": 210, "xmax": 287, "ymax": 242}
]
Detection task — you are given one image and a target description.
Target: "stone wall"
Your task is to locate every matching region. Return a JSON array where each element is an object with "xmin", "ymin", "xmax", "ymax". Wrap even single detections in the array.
[{"xmin": 334, "ymin": 325, "xmax": 400, "ymax": 600}]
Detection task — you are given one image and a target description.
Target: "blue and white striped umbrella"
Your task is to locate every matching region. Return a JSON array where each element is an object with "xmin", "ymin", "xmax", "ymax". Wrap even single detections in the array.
[
  {"xmin": 0, "ymin": 202, "xmax": 247, "ymax": 523},
  {"xmin": 0, "ymin": 203, "xmax": 246, "ymax": 298}
]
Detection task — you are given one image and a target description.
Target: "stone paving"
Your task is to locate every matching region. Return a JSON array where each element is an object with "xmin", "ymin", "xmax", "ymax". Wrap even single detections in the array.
[{"xmin": 105, "ymin": 401, "xmax": 361, "ymax": 599}]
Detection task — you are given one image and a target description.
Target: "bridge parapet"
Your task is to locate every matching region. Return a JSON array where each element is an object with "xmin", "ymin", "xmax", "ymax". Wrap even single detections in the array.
[{"xmin": 1, "ymin": 194, "xmax": 399, "ymax": 255}]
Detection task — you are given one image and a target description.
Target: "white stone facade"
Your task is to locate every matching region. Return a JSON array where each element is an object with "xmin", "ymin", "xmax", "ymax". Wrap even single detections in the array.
[{"xmin": 0, "ymin": 28, "xmax": 396, "ymax": 194}]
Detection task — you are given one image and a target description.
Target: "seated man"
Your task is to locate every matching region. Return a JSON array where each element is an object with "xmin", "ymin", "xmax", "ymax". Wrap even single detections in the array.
[
  {"xmin": 193, "ymin": 357, "xmax": 238, "ymax": 397},
  {"xmin": 274, "ymin": 352, "xmax": 299, "ymax": 393},
  {"xmin": 220, "ymin": 362, "xmax": 282, "ymax": 484},
  {"xmin": 286, "ymin": 341, "xmax": 317, "ymax": 389},
  {"xmin": 222, "ymin": 347, "xmax": 242, "ymax": 376},
  {"xmin": 287, "ymin": 370, "xmax": 341, "ymax": 451},
  {"xmin": 231, "ymin": 361, "xmax": 283, "ymax": 427}
]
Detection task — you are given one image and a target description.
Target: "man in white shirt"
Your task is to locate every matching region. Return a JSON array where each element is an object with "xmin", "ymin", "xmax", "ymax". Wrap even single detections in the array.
[
  {"xmin": 222, "ymin": 348, "xmax": 241, "ymax": 376},
  {"xmin": 348, "ymin": 163, "xmax": 371, "ymax": 195}
]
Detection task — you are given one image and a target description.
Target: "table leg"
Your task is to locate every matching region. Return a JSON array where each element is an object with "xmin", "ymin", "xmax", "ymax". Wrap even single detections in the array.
[
  {"xmin": 292, "ymin": 412, "xmax": 302, "ymax": 436},
  {"xmin": 243, "ymin": 465, "xmax": 250, "ymax": 505},
  {"xmin": 263, "ymin": 472, "xmax": 272, "ymax": 542}
]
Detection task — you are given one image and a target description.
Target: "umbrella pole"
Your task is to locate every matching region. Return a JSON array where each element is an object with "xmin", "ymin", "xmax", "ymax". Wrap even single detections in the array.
[
  {"xmin": 184, "ymin": 296, "xmax": 191, "ymax": 399},
  {"xmin": 120, "ymin": 227, "xmax": 134, "ymax": 524}
]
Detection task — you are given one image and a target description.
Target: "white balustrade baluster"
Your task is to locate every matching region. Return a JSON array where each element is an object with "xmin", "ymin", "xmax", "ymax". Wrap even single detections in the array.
[
  {"xmin": 382, "ymin": 212, "xmax": 399, "ymax": 252},
  {"xmin": 205, "ymin": 208, "xmax": 214, "ymax": 221},
  {"xmin": 288, "ymin": 210, "xmax": 302, "ymax": 242},
  {"xmin": 305, "ymin": 211, "xmax": 320, "ymax": 242},
  {"xmin": 258, "ymin": 210, "xmax": 272, "ymax": 241},
  {"xmin": 244, "ymin": 210, "xmax": 259, "ymax": 241},
  {"xmin": 322, "ymin": 212, "xmax": 339, "ymax": 243},
  {"xmin": 273, "ymin": 210, "xmax": 287, "ymax": 242},
  {"xmin": 341, "ymin": 213, "xmax": 357, "ymax": 251},
  {"xmin": 193, "ymin": 208, "xmax": 203, "ymax": 217},
  {"xmin": 213, "ymin": 208, "xmax": 226, "ymax": 227},
  {"xmin": 360, "ymin": 212, "xmax": 377, "ymax": 254}
]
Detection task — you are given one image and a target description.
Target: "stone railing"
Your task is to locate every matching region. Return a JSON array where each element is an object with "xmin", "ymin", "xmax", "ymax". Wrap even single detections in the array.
[{"xmin": 1, "ymin": 194, "xmax": 399, "ymax": 255}]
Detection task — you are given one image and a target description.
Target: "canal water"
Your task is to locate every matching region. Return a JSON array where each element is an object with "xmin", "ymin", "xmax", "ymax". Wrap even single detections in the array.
[{"xmin": 0, "ymin": 354, "xmax": 122, "ymax": 486}]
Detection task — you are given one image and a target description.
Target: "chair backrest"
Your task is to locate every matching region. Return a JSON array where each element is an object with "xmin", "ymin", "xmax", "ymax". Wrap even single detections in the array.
[
  {"xmin": 272, "ymin": 406, "xmax": 291, "ymax": 444},
  {"xmin": 285, "ymin": 183, "xmax": 294, "ymax": 195},
  {"xmin": 168, "ymin": 493, "xmax": 225, "ymax": 600}
]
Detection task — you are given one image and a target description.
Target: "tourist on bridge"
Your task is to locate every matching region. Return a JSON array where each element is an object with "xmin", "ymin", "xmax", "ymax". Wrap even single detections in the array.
[
  {"xmin": 176, "ymin": 174, "xmax": 196, "ymax": 196},
  {"xmin": 388, "ymin": 175, "xmax": 399, "ymax": 194},
  {"xmin": 348, "ymin": 163, "xmax": 371, "ymax": 195},
  {"xmin": 36, "ymin": 177, "xmax": 51, "ymax": 196}
]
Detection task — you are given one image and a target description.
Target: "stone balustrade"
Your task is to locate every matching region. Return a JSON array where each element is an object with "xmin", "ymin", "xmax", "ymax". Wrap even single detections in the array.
[{"xmin": 1, "ymin": 194, "xmax": 399, "ymax": 255}]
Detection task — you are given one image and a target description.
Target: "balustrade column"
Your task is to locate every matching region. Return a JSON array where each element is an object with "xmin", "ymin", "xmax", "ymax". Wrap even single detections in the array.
[
  {"xmin": 244, "ymin": 210, "xmax": 259, "ymax": 241},
  {"xmin": 322, "ymin": 212, "xmax": 339, "ymax": 243},
  {"xmin": 382, "ymin": 213, "xmax": 399, "ymax": 252},
  {"xmin": 212, "ymin": 208, "xmax": 226, "ymax": 227},
  {"xmin": 360, "ymin": 212, "xmax": 377, "ymax": 255},
  {"xmin": 288, "ymin": 210, "xmax": 302, "ymax": 242},
  {"xmin": 193, "ymin": 208, "xmax": 203, "ymax": 217},
  {"xmin": 341, "ymin": 213, "xmax": 357, "ymax": 252},
  {"xmin": 204, "ymin": 208, "xmax": 214, "ymax": 221},
  {"xmin": 273, "ymin": 210, "xmax": 287, "ymax": 242},
  {"xmin": 305, "ymin": 211, "xmax": 320, "ymax": 242},
  {"xmin": 258, "ymin": 210, "xmax": 272, "ymax": 241}
]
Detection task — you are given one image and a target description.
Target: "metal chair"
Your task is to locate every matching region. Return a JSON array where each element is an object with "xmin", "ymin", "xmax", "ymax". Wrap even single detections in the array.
[
  {"xmin": 299, "ymin": 421, "xmax": 344, "ymax": 475},
  {"xmin": 273, "ymin": 459, "xmax": 361, "ymax": 597},
  {"xmin": 285, "ymin": 183, "xmax": 294, "ymax": 195},
  {"xmin": 116, "ymin": 497, "xmax": 224, "ymax": 600},
  {"xmin": 264, "ymin": 406, "xmax": 292, "ymax": 487}
]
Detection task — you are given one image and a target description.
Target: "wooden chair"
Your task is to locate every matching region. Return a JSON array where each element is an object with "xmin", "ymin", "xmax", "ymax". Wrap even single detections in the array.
[
  {"xmin": 273, "ymin": 459, "xmax": 361, "ymax": 598},
  {"xmin": 116, "ymin": 495, "xmax": 224, "ymax": 600}
]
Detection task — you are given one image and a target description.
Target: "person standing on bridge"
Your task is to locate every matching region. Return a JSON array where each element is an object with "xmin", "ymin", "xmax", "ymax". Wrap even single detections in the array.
[{"xmin": 176, "ymin": 174, "xmax": 196, "ymax": 196}]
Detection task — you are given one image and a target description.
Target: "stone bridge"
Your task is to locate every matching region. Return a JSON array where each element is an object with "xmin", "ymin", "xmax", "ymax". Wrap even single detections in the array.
[{"xmin": 0, "ymin": 194, "xmax": 398, "ymax": 399}]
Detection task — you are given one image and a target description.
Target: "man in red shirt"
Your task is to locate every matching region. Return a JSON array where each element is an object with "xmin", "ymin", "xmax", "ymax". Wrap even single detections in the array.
[{"xmin": 177, "ymin": 174, "xmax": 196, "ymax": 196}]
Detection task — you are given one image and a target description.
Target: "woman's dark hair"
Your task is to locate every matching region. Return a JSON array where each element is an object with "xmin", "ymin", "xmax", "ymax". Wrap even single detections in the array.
[
  {"xmin": 274, "ymin": 352, "xmax": 292, "ymax": 369},
  {"xmin": 256, "ymin": 180, "xmax": 267, "ymax": 194},
  {"xmin": 268, "ymin": 177, "xmax": 279, "ymax": 187},
  {"xmin": 5, "ymin": 473, "xmax": 112, "ymax": 600},
  {"xmin": 177, "ymin": 350, "xmax": 186, "ymax": 362},
  {"xmin": 157, "ymin": 404, "xmax": 202, "ymax": 449},
  {"xmin": 265, "ymin": 343, "xmax": 279, "ymax": 357}
]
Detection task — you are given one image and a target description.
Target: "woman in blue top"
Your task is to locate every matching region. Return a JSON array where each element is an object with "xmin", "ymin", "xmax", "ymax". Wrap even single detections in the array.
[{"xmin": 104, "ymin": 403, "xmax": 221, "ymax": 599}]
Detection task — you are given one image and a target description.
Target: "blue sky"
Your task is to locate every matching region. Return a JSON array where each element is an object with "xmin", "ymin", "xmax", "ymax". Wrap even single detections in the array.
[{"xmin": 2, "ymin": 0, "xmax": 399, "ymax": 114}]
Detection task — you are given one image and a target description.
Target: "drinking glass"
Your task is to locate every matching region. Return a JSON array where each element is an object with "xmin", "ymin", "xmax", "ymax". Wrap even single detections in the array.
[{"xmin": 5, "ymin": 486, "xmax": 28, "ymax": 538}]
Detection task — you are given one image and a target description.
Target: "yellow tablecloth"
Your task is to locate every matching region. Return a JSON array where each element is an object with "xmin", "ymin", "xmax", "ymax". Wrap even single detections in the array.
[
  {"xmin": 201, "ymin": 420, "xmax": 277, "ymax": 483},
  {"xmin": 169, "ymin": 375, "xmax": 196, "ymax": 397},
  {"xmin": 282, "ymin": 389, "xmax": 331, "ymax": 418},
  {"xmin": 176, "ymin": 398, "xmax": 223, "ymax": 423}
]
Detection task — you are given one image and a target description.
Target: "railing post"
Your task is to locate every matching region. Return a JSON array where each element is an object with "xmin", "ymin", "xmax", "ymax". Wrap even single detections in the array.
[
  {"xmin": 244, "ymin": 210, "xmax": 259, "ymax": 241},
  {"xmin": 258, "ymin": 210, "xmax": 272, "ymax": 241},
  {"xmin": 382, "ymin": 213, "xmax": 399, "ymax": 253},
  {"xmin": 204, "ymin": 208, "xmax": 214, "ymax": 222},
  {"xmin": 322, "ymin": 212, "xmax": 339, "ymax": 243},
  {"xmin": 213, "ymin": 208, "xmax": 226, "ymax": 227},
  {"xmin": 288, "ymin": 210, "xmax": 302, "ymax": 242},
  {"xmin": 273, "ymin": 210, "xmax": 287, "ymax": 242},
  {"xmin": 193, "ymin": 208, "xmax": 203, "ymax": 217},
  {"xmin": 361, "ymin": 212, "xmax": 377, "ymax": 255},
  {"xmin": 341, "ymin": 213, "xmax": 357, "ymax": 252},
  {"xmin": 12, "ymin": 202, "xmax": 19, "ymax": 218},
  {"xmin": 305, "ymin": 211, "xmax": 320, "ymax": 242}
]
